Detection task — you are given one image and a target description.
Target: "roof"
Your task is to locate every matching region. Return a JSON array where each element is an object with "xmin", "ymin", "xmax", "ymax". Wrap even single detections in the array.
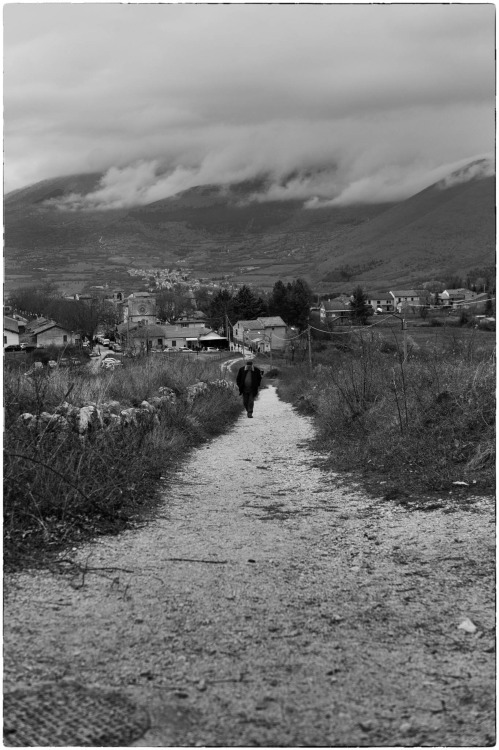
[
  {"xmin": 257, "ymin": 316, "xmax": 286, "ymax": 327},
  {"xmin": 365, "ymin": 292, "xmax": 392, "ymax": 300},
  {"xmin": 199, "ymin": 332, "xmax": 228, "ymax": 341},
  {"xmin": 4, "ymin": 316, "xmax": 19, "ymax": 334},
  {"xmin": 26, "ymin": 317, "xmax": 50, "ymax": 332},
  {"xmin": 322, "ymin": 300, "xmax": 351, "ymax": 311},
  {"xmin": 35, "ymin": 324, "xmax": 68, "ymax": 335},
  {"xmin": 234, "ymin": 320, "xmax": 262, "ymax": 330},
  {"xmin": 29, "ymin": 320, "xmax": 70, "ymax": 335},
  {"xmin": 123, "ymin": 324, "xmax": 215, "ymax": 339},
  {"xmin": 391, "ymin": 290, "xmax": 419, "ymax": 297},
  {"xmin": 177, "ymin": 311, "xmax": 207, "ymax": 321}
]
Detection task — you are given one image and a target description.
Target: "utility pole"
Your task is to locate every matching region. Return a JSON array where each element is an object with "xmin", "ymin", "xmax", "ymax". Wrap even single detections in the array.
[
  {"xmin": 307, "ymin": 325, "xmax": 312, "ymax": 370},
  {"xmin": 402, "ymin": 317, "xmax": 407, "ymax": 362}
]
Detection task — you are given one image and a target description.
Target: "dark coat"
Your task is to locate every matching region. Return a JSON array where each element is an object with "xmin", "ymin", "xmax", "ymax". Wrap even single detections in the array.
[{"xmin": 236, "ymin": 365, "xmax": 262, "ymax": 396}]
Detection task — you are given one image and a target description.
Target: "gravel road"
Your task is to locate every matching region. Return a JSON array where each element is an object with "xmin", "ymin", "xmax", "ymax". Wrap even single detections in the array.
[{"xmin": 4, "ymin": 385, "xmax": 495, "ymax": 747}]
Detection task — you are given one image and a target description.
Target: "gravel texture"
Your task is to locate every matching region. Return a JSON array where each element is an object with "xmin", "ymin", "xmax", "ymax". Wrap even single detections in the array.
[{"xmin": 4, "ymin": 385, "xmax": 495, "ymax": 747}]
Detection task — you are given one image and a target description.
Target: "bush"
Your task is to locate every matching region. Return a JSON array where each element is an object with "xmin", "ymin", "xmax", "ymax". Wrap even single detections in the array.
[
  {"xmin": 278, "ymin": 338, "xmax": 495, "ymax": 500},
  {"xmin": 4, "ymin": 358, "xmax": 243, "ymax": 568}
]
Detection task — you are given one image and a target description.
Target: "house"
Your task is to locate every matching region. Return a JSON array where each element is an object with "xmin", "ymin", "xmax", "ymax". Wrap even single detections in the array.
[
  {"xmin": 198, "ymin": 331, "xmax": 229, "ymax": 350},
  {"xmin": 4, "ymin": 316, "xmax": 20, "ymax": 347},
  {"xmin": 365, "ymin": 292, "xmax": 394, "ymax": 313},
  {"xmin": 256, "ymin": 316, "xmax": 287, "ymax": 350},
  {"xmin": 175, "ymin": 314, "xmax": 209, "ymax": 329},
  {"xmin": 439, "ymin": 288, "xmax": 477, "ymax": 307},
  {"xmin": 233, "ymin": 320, "xmax": 263, "ymax": 348},
  {"xmin": 117, "ymin": 322, "xmax": 213, "ymax": 351},
  {"xmin": 389, "ymin": 290, "xmax": 421, "ymax": 312},
  {"xmin": 26, "ymin": 319, "xmax": 75, "ymax": 347},
  {"xmin": 233, "ymin": 317, "xmax": 287, "ymax": 351},
  {"xmin": 319, "ymin": 296, "xmax": 352, "ymax": 325}
]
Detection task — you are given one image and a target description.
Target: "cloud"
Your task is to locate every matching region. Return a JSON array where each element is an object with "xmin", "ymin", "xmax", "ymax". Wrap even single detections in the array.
[{"xmin": 4, "ymin": 4, "xmax": 495, "ymax": 207}]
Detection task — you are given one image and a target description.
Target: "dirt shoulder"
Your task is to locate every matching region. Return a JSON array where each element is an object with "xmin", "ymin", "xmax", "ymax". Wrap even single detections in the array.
[{"xmin": 4, "ymin": 386, "xmax": 495, "ymax": 747}]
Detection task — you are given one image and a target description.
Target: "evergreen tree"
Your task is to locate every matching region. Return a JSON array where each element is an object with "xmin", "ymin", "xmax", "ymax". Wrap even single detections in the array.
[
  {"xmin": 286, "ymin": 278, "xmax": 313, "ymax": 330},
  {"xmin": 350, "ymin": 286, "xmax": 372, "ymax": 325},
  {"xmin": 209, "ymin": 289, "xmax": 235, "ymax": 331},
  {"xmin": 233, "ymin": 284, "xmax": 263, "ymax": 321},
  {"xmin": 268, "ymin": 280, "xmax": 290, "ymax": 321}
]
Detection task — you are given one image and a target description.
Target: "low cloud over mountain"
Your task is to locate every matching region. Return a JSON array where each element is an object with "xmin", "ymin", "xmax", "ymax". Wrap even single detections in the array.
[{"xmin": 5, "ymin": 5, "xmax": 495, "ymax": 211}]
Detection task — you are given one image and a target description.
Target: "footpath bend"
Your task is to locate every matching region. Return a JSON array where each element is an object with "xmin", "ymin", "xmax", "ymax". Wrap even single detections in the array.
[{"xmin": 4, "ymin": 385, "xmax": 495, "ymax": 747}]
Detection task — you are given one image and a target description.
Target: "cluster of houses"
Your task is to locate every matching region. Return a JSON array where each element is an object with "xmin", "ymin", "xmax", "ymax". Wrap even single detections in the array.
[
  {"xmin": 318, "ymin": 288, "xmax": 492, "ymax": 325},
  {"xmin": 4, "ymin": 285, "xmax": 494, "ymax": 352},
  {"xmin": 4, "ymin": 290, "xmax": 290, "ymax": 354},
  {"xmin": 3, "ymin": 314, "xmax": 79, "ymax": 350}
]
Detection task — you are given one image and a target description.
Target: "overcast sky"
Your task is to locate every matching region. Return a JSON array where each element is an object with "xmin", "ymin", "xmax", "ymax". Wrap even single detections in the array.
[{"xmin": 4, "ymin": 3, "xmax": 495, "ymax": 208}]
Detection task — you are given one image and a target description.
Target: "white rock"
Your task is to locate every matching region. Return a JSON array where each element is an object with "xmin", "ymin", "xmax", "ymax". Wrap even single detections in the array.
[{"xmin": 458, "ymin": 618, "xmax": 477, "ymax": 633}]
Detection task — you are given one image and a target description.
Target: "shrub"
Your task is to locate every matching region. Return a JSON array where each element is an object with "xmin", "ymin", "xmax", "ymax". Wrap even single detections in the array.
[
  {"xmin": 278, "ymin": 337, "xmax": 495, "ymax": 500},
  {"xmin": 4, "ymin": 358, "xmax": 242, "ymax": 568}
]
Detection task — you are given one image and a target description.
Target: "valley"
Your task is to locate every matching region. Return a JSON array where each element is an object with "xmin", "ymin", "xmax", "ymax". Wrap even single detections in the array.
[{"xmin": 4, "ymin": 170, "xmax": 495, "ymax": 297}]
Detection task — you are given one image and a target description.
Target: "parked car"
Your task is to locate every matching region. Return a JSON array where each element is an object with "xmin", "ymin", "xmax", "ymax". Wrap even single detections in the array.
[
  {"xmin": 89, "ymin": 351, "xmax": 100, "ymax": 358},
  {"xmin": 101, "ymin": 338, "xmax": 111, "ymax": 347},
  {"xmin": 109, "ymin": 342, "xmax": 123, "ymax": 352},
  {"xmin": 4, "ymin": 344, "xmax": 22, "ymax": 352},
  {"xmin": 101, "ymin": 356, "xmax": 123, "ymax": 369}
]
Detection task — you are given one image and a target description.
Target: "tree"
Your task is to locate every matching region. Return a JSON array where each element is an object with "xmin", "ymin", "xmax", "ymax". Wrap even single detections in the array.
[
  {"xmin": 232, "ymin": 285, "xmax": 264, "ymax": 322},
  {"xmin": 209, "ymin": 289, "xmax": 235, "ymax": 331},
  {"xmin": 350, "ymin": 286, "xmax": 372, "ymax": 325},
  {"xmin": 268, "ymin": 280, "xmax": 290, "ymax": 322},
  {"xmin": 194, "ymin": 286, "xmax": 212, "ymax": 315},
  {"xmin": 156, "ymin": 287, "xmax": 193, "ymax": 322},
  {"xmin": 286, "ymin": 278, "xmax": 313, "ymax": 330},
  {"xmin": 52, "ymin": 298, "xmax": 119, "ymax": 340}
]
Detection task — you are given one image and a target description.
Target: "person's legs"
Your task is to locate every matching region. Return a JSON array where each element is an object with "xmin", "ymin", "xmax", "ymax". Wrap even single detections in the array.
[
  {"xmin": 242, "ymin": 392, "xmax": 251, "ymax": 414},
  {"xmin": 246, "ymin": 391, "xmax": 255, "ymax": 417}
]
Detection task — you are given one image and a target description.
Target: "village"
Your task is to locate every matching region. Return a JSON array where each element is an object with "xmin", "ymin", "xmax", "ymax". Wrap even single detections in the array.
[{"xmin": 3, "ymin": 281, "xmax": 495, "ymax": 362}]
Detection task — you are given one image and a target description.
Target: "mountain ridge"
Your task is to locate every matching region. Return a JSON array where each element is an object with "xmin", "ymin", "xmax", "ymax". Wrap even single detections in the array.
[{"xmin": 4, "ymin": 166, "xmax": 495, "ymax": 295}]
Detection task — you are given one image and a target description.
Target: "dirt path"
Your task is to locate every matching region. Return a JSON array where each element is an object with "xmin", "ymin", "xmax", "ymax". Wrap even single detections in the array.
[{"xmin": 4, "ymin": 385, "xmax": 495, "ymax": 747}]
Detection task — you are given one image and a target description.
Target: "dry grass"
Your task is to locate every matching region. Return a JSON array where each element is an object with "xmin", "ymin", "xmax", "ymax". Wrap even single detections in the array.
[
  {"xmin": 277, "ymin": 339, "xmax": 495, "ymax": 501},
  {"xmin": 4, "ymin": 358, "xmax": 242, "ymax": 569}
]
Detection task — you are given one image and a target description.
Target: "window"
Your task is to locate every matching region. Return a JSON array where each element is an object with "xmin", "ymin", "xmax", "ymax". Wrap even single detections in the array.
[
  {"xmin": 63, "ymin": 335, "xmax": 68, "ymax": 343},
  {"xmin": 3, "ymin": 336, "xmax": 6, "ymax": 344},
  {"xmin": 158, "ymin": 338, "xmax": 163, "ymax": 346},
  {"xmin": 172, "ymin": 341, "xmax": 176, "ymax": 347}
]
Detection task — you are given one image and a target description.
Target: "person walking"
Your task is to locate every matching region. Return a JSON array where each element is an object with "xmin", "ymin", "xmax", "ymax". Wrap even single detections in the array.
[{"xmin": 236, "ymin": 356, "xmax": 262, "ymax": 418}]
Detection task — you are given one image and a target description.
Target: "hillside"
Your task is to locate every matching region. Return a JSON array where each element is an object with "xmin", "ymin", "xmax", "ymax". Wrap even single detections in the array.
[
  {"xmin": 4, "ymin": 168, "xmax": 495, "ymax": 296},
  {"xmin": 314, "ymin": 174, "xmax": 495, "ymax": 291}
]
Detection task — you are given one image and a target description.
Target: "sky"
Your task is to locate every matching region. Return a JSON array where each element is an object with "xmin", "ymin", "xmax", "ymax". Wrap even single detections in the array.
[{"xmin": 4, "ymin": 2, "xmax": 495, "ymax": 209}]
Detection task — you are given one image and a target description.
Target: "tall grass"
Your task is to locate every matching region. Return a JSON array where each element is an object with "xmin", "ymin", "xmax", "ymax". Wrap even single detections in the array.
[
  {"xmin": 4, "ymin": 357, "xmax": 242, "ymax": 568},
  {"xmin": 277, "ymin": 336, "xmax": 495, "ymax": 498}
]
